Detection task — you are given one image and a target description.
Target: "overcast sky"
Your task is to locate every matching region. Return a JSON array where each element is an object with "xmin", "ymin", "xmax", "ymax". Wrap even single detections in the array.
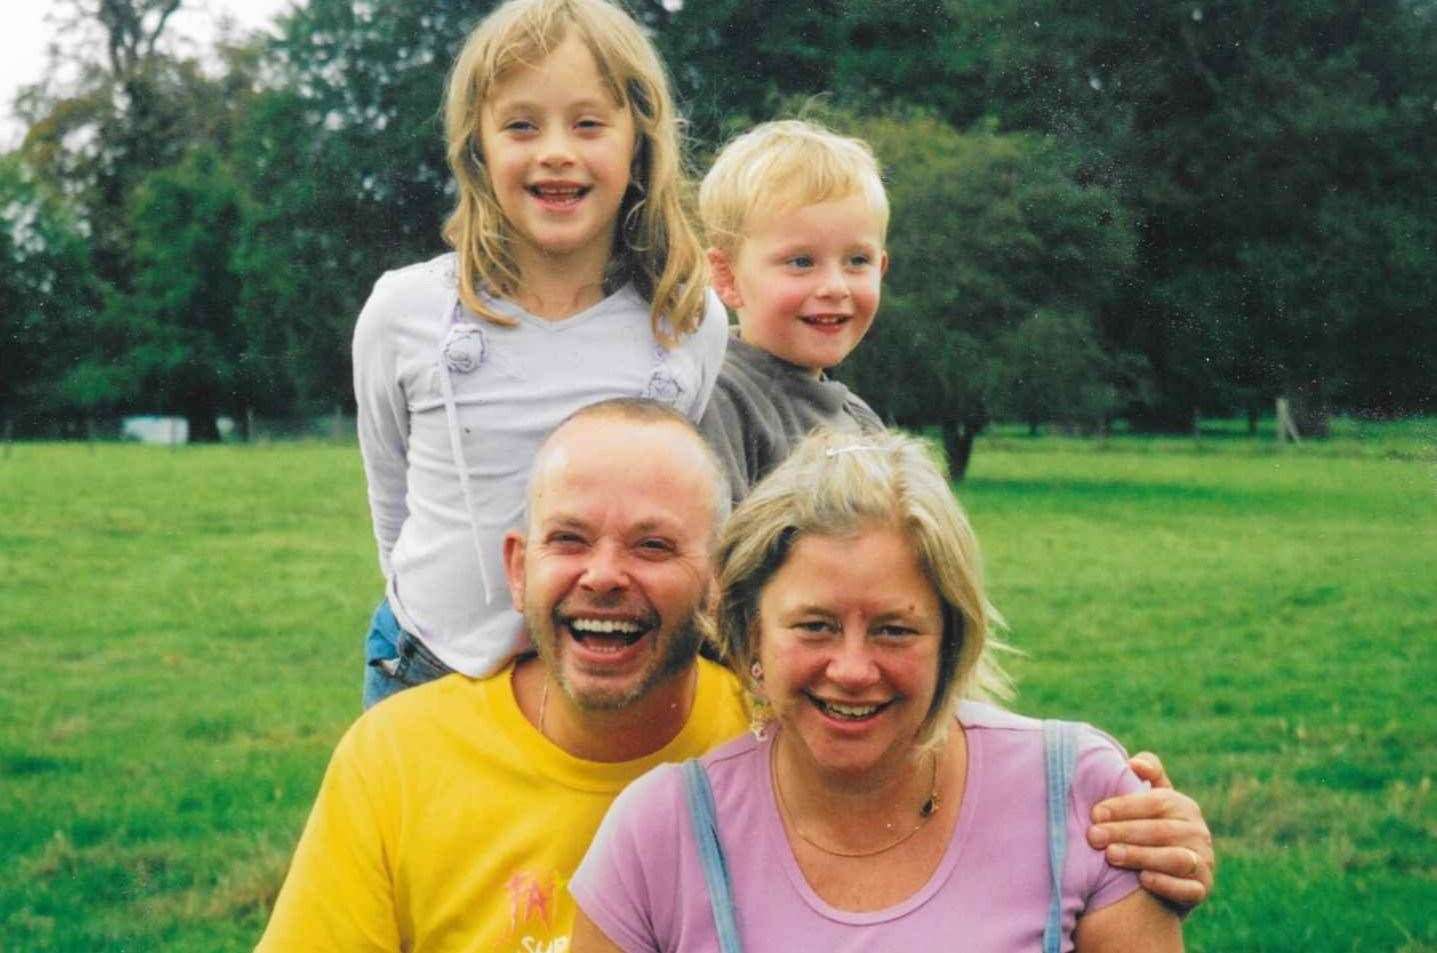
[{"xmin": 1, "ymin": 0, "xmax": 295, "ymax": 149}]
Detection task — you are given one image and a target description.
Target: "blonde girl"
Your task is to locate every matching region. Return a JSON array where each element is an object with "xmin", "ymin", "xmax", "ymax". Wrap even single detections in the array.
[{"xmin": 353, "ymin": 0, "xmax": 726, "ymax": 708}]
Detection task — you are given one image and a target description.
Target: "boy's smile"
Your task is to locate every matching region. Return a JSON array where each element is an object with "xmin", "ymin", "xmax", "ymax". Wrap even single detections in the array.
[{"xmin": 710, "ymin": 193, "xmax": 888, "ymax": 376}]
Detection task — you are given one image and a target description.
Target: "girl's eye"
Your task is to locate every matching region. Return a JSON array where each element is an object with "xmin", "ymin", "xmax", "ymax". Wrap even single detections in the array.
[
  {"xmin": 576, "ymin": 118, "xmax": 605, "ymax": 131},
  {"xmin": 504, "ymin": 120, "xmax": 537, "ymax": 134}
]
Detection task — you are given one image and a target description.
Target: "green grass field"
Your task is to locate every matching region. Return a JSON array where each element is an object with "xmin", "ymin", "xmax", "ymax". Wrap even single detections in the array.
[{"xmin": 3, "ymin": 423, "xmax": 1434, "ymax": 951}]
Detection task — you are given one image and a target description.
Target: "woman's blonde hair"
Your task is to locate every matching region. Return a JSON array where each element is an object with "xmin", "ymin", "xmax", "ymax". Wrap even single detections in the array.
[
  {"xmin": 442, "ymin": 0, "xmax": 706, "ymax": 344},
  {"xmin": 699, "ymin": 119, "xmax": 889, "ymax": 258},
  {"xmin": 715, "ymin": 429, "xmax": 1013, "ymax": 747}
]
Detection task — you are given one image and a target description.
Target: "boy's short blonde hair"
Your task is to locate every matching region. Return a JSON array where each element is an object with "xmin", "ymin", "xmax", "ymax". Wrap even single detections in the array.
[{"xmin": 699, "ymin": 119, "xmax": 889, "ymax": 257}]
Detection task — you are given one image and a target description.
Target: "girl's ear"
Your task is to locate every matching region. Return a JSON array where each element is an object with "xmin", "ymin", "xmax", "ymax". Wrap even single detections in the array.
[{"xmin": 707, "ymin": 248, "xmax": 744, "ymax": 310}]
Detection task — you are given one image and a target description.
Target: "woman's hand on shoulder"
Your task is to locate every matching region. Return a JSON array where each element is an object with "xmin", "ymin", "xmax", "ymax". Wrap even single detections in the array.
[{"xmin": 1086, "ymin": 751, "xmax": 1215, "ymax": 911}]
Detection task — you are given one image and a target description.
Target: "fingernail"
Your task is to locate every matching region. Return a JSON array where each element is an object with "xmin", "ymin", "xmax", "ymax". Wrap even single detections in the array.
[
  {"xmin": 1108, "ymin": 845, "xmax": 1127, "ymax": 863},
  {"xmin": 1089, "ymin": 827, "xmax": 1109, "ymax": 847}
]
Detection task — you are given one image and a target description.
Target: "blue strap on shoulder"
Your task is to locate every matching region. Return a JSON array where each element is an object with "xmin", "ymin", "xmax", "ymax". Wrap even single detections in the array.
[
  {"xmin": 681, "ymin": 759, "xmax": 745, "ymax": 953},
  {"xmin": 1042, "ymin": 719, "xmax": 1080, "ymax": 953}
]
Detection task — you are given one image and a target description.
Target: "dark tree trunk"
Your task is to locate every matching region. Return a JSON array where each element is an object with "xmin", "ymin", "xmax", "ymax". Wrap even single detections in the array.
[
  {"xmin": 185, "ymin": 403, "xmax": 221, "ymax": 443},
  {"xmin": 941, "ymin": 418, "xmax": 984, "ymax": 482}
]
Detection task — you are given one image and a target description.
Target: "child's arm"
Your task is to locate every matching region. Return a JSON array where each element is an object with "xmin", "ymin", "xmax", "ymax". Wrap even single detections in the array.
[
  {"xmin": 352, "ymin": 282, "xmax": 411, "ymax": 575},
  {"xmin": 698, "ymin": 385, "xmax": 756, "ymax": 510}
]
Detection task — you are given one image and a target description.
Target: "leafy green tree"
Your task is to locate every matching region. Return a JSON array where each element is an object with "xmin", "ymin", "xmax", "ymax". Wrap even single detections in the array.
[
  {"xmin": 995, "ymin": 309, "xmax": 1149, "ymax": 434},
  {"xmin": 830, "ymin": 109, "xmax": 1139, "ymax": 477},
  {"xmin": 91, "ymin": 146, "xmax": 248, "ymax": 441},
  {"xmin": 0, "ymin": 155, "xmax": 99, "ymax": 431},
  {"xmin": 231, "ymin": 0, "xmax": 496, "ymax": 411}
]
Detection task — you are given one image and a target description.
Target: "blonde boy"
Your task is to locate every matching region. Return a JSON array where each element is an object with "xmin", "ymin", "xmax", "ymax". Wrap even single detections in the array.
[{"xmin": 698, "ymin": 120, "xmax": 891, "ymax": 505}]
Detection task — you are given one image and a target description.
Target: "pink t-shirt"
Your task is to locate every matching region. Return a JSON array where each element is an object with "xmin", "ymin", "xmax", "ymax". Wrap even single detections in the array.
[{"xmin": 570, "ymin": 702, "xmax": 1144, "ymax": 952}]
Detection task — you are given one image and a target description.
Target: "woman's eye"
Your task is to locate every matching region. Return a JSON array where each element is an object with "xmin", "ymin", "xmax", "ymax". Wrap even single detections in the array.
[{"xmin": 637, "ymin": 538, "xmax": 673, "ymax": 555}]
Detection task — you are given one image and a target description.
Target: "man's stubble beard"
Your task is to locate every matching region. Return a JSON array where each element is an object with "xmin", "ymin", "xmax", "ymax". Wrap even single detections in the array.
[{"xmin": 526, "ymin": 604, "xmax": 706, "ymax": 712}]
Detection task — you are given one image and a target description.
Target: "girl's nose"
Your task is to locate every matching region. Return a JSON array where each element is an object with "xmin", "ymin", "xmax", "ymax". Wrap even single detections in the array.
[{"xmin": 536, "ymin": 128, "xmax": 576, "ymax": 168}]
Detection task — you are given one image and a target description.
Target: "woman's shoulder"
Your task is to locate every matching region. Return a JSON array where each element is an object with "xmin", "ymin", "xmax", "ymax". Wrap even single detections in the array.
[{"xmin": 958, "ymin": 702, "xmax": 1136, "ymax": 780}]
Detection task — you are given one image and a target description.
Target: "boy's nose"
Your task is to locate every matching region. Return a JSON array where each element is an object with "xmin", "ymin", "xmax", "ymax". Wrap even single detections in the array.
[{"xmin": 816, "ymin": 264, "xmax": 851, "ymax": 299}]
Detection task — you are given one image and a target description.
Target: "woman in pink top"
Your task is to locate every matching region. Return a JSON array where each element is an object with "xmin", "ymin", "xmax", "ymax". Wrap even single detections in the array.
[{"xmin": 570, "ymin": 429, "xmax": 1184, "ymax": 952}]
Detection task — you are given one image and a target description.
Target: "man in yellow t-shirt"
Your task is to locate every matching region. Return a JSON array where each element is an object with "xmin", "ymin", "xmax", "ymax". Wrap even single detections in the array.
[
  {"xmin": 258, "ymin": 400, "xmax": 1216, "ymax": 952},
  {"xmin": 258, "ymin": 401, "xmax": 749, "ymax": 953}
]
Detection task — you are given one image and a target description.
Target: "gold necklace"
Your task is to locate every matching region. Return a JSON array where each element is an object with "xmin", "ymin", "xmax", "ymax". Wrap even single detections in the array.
[{"xmin": 771, "ymin": 741, "xmax": 941, "ymax": 859}]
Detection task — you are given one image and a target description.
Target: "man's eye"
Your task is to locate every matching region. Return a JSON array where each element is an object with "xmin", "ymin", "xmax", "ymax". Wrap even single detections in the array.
[{"xmin": 547, "ymin": 532, "xmax": 584, "ymax": 547}]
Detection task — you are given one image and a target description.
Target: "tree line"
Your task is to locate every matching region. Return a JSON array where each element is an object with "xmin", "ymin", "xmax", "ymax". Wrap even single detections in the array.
[{"xmin": 3, "ymin": 0, "xmax": 1433, "ymax": 473}]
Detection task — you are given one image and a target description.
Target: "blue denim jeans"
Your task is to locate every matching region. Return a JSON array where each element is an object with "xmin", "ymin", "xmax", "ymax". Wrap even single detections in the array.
[{"xmin": 361, "ymin": 598, "xmax": 455, "ymax": 710}]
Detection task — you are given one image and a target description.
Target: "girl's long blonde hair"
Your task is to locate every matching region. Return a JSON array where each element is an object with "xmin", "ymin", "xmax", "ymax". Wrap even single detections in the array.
[{"xmin": 442, "ymin": 0, "xmax": 707, "ymax": 344}]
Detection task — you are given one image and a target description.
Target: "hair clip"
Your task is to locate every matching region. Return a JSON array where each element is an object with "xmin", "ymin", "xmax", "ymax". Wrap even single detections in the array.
[{"xmin": 825, "ymin": 444, "xmax": 881, "ymax": 457}]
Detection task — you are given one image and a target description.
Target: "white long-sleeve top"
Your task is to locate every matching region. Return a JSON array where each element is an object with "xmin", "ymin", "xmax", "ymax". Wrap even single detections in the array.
[{"xmin": 353, "ymin": 253, "xmax": 728, "ymax": 676}]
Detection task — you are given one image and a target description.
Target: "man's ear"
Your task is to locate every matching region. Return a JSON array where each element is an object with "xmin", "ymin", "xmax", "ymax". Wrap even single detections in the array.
[
  {"xmin": 502, "ymin": 531, "xmax": 527, "ymax": 613},
  {"xmin": 707, "ymin": 247, "xmax": 744, "ymax": 311}
]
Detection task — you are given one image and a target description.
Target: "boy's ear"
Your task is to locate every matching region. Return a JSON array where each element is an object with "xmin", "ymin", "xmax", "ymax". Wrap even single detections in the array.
[
  {"xmin": 880, "ymin": 250, "xmax": 890, "ymax": 277},
  {"xmin": 707, "ymin": 248, "xmax": 744, "ymax": 311}
]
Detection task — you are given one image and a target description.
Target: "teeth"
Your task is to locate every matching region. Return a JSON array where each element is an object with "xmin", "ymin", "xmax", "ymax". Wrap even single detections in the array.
[
  {"xmin": 803, "ymin": 315, "xmax": 848, "ymax": 325},
  {"xmin": 819, "ymin": 699, "xmax": 881, "ymax": 719},
  {"xmin": 570, "ymin": 618, "xmax": 642, "ymax": 635}
]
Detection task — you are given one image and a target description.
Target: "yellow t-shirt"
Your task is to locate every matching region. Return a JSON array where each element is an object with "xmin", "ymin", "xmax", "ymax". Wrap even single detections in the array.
[{"xmin": 257, "ymin": 660, "xmax": 748, "ymax": 952}]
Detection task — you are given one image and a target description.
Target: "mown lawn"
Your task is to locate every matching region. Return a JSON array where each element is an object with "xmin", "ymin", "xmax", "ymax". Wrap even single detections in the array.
[{"xmin": 2, "ymin": 424, "xmax": 1433, "ymax": 951}]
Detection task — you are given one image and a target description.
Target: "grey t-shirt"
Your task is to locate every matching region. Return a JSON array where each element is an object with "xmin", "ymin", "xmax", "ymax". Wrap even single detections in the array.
[{"xmin": 699, "ymin": 332, "xmax": 884, "ymax": 507}]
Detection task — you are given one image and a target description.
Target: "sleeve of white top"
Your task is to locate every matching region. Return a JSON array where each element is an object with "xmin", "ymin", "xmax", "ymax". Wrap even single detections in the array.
[
  {"xmin": 352, "ymin": 273, "xmax": 412, "ymax": 578},
  {"xmin": 685, "ymin": 288, "xmax": 732, "ymax": 423}
]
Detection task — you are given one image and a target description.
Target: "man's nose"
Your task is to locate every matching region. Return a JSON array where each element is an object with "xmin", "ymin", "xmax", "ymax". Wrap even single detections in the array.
[{"xmin": 579, "ymin": 540, "xmax": 629, "ymax": 593}]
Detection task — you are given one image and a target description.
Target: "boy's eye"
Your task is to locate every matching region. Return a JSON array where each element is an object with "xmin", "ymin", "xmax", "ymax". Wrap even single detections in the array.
[
  {"xmin": 849, "ymin": 254, "xmax": 872, "ymax": 267},
  {"xmin": 787, "ymin": 256, "xmax": 814, "ymax": 269}
]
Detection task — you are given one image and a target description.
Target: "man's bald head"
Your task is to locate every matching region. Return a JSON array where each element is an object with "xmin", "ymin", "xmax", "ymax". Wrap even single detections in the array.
[{"xmin": 525, "ymin": 398, "xmax": 731, "ymax": 546}]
